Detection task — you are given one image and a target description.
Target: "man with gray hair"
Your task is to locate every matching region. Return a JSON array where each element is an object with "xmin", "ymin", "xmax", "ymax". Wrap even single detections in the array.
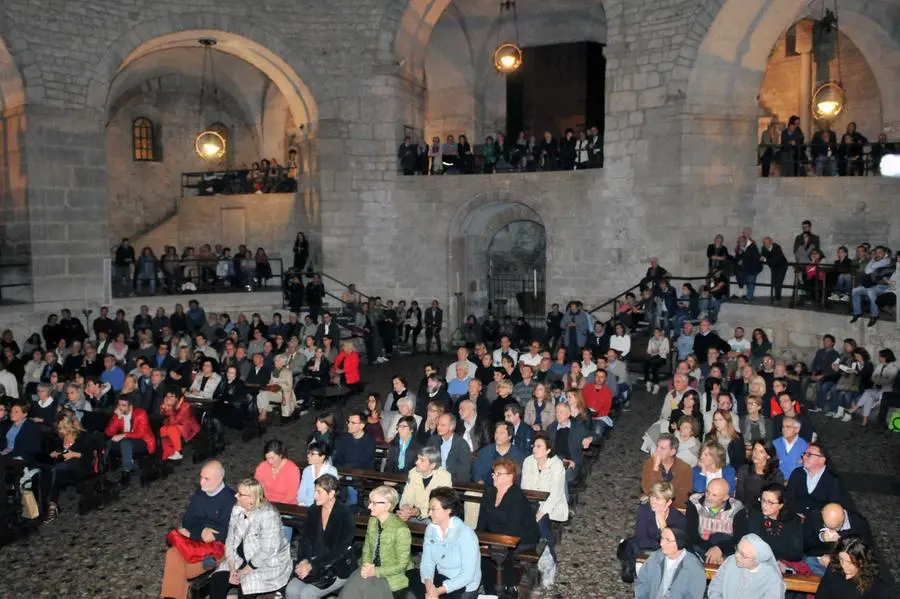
[{"xmin": 160, "ymin": 460, "xmax": 235, "ymax": 598}]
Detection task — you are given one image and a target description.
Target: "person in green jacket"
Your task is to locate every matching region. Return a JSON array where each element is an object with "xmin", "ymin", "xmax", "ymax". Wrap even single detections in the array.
[{"xmin": 338, "ymin": 485, "xmax": 412, "ymax": 599}]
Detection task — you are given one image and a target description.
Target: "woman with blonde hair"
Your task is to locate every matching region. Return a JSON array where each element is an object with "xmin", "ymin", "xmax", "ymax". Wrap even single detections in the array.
[
  {"xmin": 40, "ymin": 408, "xmax": 93, "ymax": 523},
  {"xmin": 211, "ymin": 478, "xmax": 292, "ymax": 599},
  {"xmin": 339, "ymin": 486, "xmax": 411, "ymax": 599},
  {"xmin": 706, "ymin": 409, "xmax": 745, "ymax": 469},
  {"xmin": 691, "ymin": 441, "xmax": 736, "ymax": 495}
]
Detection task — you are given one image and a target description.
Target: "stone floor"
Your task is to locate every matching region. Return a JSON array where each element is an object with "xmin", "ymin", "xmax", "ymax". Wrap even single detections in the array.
[{"xmin": 1, "ymin": 354, "xmax": 898, "ymax": 598}]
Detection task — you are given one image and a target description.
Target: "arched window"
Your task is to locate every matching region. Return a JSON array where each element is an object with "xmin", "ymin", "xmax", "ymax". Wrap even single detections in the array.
[{"xmin": 132, "ymin": 117, "xmax": 156, "ymax": 161}]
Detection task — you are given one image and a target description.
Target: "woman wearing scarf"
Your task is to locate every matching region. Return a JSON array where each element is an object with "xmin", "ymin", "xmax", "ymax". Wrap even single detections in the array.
[{"xmin": 708, "ymin": 533, "xmax": 786, "ymax": 599}]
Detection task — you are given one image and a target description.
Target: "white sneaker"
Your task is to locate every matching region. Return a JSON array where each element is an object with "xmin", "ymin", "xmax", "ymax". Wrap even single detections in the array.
[
  {"xmin": 652, "ymin": 384, "xmax": 660, "ymax": 394},
  {"xmin": 645, "ymin": 382, "xmax": 652, "ymax": 392},
  {"xmin": 827, "ymin": 293, "xmax": 840, "ymax": 301},
  {"xmin": 840, "ymin": 413, "xmax": 852, "ymax": 422},
  {"xmin": 833, "ymin": 407, "xmax": 845, "ymax": 419},
  {"xmin": 167, "ymin": 452, "xmax": 183, "ymax": 461}
]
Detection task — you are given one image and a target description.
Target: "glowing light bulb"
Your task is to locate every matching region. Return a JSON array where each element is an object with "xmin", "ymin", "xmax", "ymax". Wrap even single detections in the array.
[{"xmin": 817, "ymin": 100, "xmax": 839, "ymax": 116}]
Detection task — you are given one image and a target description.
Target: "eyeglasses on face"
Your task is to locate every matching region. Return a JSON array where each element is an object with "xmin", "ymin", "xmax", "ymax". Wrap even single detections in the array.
[
  {"xmin": 492, "ymin": 471, "xmax": 511, "ymax": 477},
  {"xmin": 802, "ymin": 451, "xmax": 823, "ymax": 458}
]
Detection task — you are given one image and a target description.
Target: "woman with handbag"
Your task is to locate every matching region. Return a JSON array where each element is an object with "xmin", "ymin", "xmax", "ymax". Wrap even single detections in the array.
[
  {"xmin": 210, "ymin": 478, "xmax": 292, "ymax": 599},
  {"xmin": 286, "ymin": 474, "xmax": 357, "ymax": 599},
  {"xmin": 338, "ymin": 486, "xmax": 412, "ymax": 599}
]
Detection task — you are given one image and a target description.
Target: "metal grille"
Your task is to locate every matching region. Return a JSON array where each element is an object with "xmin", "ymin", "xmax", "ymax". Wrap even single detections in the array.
[{"xmin": 488, "ymin": 270, "xmax": 546, "ymax": 328}]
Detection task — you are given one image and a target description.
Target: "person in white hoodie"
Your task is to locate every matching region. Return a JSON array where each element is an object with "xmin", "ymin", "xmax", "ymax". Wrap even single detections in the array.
[{"xmin": 849, "ymin": 245, "xmax": 894, "ymax": 326}]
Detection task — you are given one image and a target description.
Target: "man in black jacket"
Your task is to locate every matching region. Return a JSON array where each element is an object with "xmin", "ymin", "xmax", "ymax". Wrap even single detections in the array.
[
  {"xmin": 793, "ymin": 220, "xmax": 821, "ymax": 255},
  {"xmin": 427, "ymin": 413, "xmax": 472, "ymax": 483},
  {"xmin": 314, "ymin": 312, "xmax": 340, "ymax": 348},
  {"xmin": 424, "ymin": 300, "xmax": 443, "ymax": 355},
  {"xmin": 692, "ymin": 320, "xmax": 731, "ymax": 364},
  {"xmin": 760, "ymin": 236, "xmax": 788, "ymax": 303},
  {"xmin": 304, "ymin": 275, "xmax": 325, "ymax": 322},
  {"xmin": 734, "ymin": 232, "xmax": 762, "ymax": 302},
  {"xmin": 785, "ymin": 441, "xmax": 852, "ymax": 520},
  {"xmin": 802, "ymin": 502, "xmax": 871, "ymax": 576}
]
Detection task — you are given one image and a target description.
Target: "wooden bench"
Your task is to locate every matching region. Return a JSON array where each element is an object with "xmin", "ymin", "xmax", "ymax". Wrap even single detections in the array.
[
  {"xmin": 635, "ymin": 552, "xmax": 820, "ymax": 593},
  {"xmin": 274, "ymin": 502, "xmax": 541, "ymax": 595}
]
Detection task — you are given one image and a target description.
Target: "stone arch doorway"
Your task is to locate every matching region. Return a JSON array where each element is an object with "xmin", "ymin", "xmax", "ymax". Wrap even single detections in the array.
[{"xmin": 450, "ymin": 200, "xmax": 546, "ymax": 333}]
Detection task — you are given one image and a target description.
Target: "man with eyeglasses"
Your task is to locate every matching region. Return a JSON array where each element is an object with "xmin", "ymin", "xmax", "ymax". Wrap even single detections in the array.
[
  {"xmin": 773, "ymin": 416, "xmax": 808, "ymax": 480},
  {"xmin": 333, "ymin": 411, "xmax": 375, "ymax": 504},
  {"xmin": 771, "ymin": 392, "xmax": 813, "ymax": 442},
  {"xmin": 784, "ymin": 440, "xmax": 852, "ymax": 522}
]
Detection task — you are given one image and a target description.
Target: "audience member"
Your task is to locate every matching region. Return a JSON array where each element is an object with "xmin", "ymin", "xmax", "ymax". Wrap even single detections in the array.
[
  {"xmin": 642, "ymin": 433, "xmax": 692, "ymax": 509},
  {"xmin": 160, "ymin": 461, "xmax": 234, "ymax": 599},
  {"xmin": 634, "ymin": 526, "xmax": 706, "ymax": 599},
  {"xmin": 398, "ymin": 446, "xmax": 451, "ymax": 522},
  {"xmin": 210, "ymin": 478, "xmax": 292, "ymax": 599},
  {"xmin": 686, "ymin": 478, "xmax": 746, "ymax": 565},
  {"xmin": 784, "ymin": 441, "xmax": 851, "ymax": 520},
  {"xmin": 385, "ymin": 415, "xmax": 421, "ymax": 474},
  {"xmin": 297, "ymin": 441, "xmax": 337, "ymax": 507},
  {"xmin": 773, "ymin": 416, "xmax": 808, "ymax": 479},
  {"xmin": 734, "ymin": 440, "xmax": 784, "ymax": 508},
  {"xmin": 472, "ymin": 422, "xmax": 525, "ymax": 485},
  {"xmin": 815, "ymin": 537, "xmax": 887, "ymax": 599},
  {"xmin": 104, "ymin": 396, "xmax": 156, "ymax": 485},
  {"xmin": 745, "ymin": 483, "xmax": 803, "ymax": 562},
  {"xmin": 426, "ymin": 413, "xmax": 472, "ymax": 484},
  {"xmin": 159, "ymin": 388, "xmax": 200, "ymax": 461},
  {"xmin": 803, "ymin": 502, "xmax": 872, "ymax": 576},
  {"xmin": 707, "ymin": 533, "xmax": 786, "ymax": 599}
]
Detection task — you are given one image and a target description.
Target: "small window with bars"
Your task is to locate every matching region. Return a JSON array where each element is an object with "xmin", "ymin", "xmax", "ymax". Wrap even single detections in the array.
[{"xmin": 133, "ymin": 117, "xmax": 156, "ymax": 161}]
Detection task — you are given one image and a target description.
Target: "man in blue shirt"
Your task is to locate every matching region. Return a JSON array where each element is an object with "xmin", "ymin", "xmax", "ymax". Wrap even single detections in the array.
[
  {"xmin": 100, "ymin": 355, "xmax": 125, "ymax": 393},
  {"xmin": 472, "ymin": 422, "xmax": 525, "ymax": 485}
]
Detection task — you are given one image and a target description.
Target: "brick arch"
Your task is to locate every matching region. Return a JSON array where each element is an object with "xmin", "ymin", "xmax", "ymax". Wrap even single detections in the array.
[
  {"xmin": 0, "ymin": 32, "xmax": 30, "ymax": 113},
  {"xmin": 83, "ymin": 13, "xmax": 321, "ymax": 131},
  {"xmin": 680, "ymin": 0, "xmax": 900, "ymax": 123}
]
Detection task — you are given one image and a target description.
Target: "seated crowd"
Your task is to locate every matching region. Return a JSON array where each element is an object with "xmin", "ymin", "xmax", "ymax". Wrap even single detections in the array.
[
  {"xmin": 620, "ymin": 313, "xmax": 894, "ymax": 597},
  {"xmin": 397, "ymin": 126, "xmax": 604, "ymax": 175},
  {"xmin": 759, "ymin": 118, "xmax": 897, "ymax": 178},
  {"xmin": 0, "ymin": 294, "xmax": 623, "ymax": 599},
  {"xmin": 113, "ymin": 238, "xmax": 289, "ymax": 296},
  {"xmin": 622, "ymin": 221, "xmax": 897, "ymax": 340},
  {"xmin": 187, "ymin": 152, "xmax": 299, "ymax": 195}
]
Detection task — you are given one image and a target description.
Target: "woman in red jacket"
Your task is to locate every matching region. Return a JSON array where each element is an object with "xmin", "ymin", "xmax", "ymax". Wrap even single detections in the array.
[
  {"xmin": 331, "ymin": 340, "xmax": 361, "ymax": 390},
  {"xmin": 160, "ymin": 388, "xmax": 201, "ymax": 461}
]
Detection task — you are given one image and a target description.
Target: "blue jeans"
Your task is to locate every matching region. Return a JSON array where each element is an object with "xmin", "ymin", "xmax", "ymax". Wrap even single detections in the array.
[
  {"xmin": 828, "ymin": 390, "xmax": 856, "ymax": 413},
  {"xmin": 817, "ymin": 381, "xmax": 837, "ymax": 410},
  {"xmin": 803, "ymin": 555, "xmax": 828, "ymax": 576},
  {"xmin": 107, "ymin": 438, "xmax": 148, "ymax": 472},
  {"xmin": 537, "ymin": 514, "xmax": 557, "ymax": 560},
  {"xmin": 852, "ymin": 284, "xmax": 889, "ymax": 317},
  {"xmin": 590, "ymin": 418, "xmax": 610, "ymax": 443},
  {"xmin": 743, "ymin": 274, "xmax": 758, "ymax": 301},
  {"xmin": 136, "ymin": 276, "xmax": 156, "ymax": 295},
  {"xmin": 834, "ymin": 274, "xmax": 852, "ymax": 294}
]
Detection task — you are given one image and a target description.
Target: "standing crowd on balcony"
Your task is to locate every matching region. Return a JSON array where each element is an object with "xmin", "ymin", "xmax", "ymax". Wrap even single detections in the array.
[
  {"xmin": 759, "ymin": 118, "xmax": 896, "ymax": 177},
  {"xmin": 398, "ymin": 126, "xmax": 604, "ymax": 176}
]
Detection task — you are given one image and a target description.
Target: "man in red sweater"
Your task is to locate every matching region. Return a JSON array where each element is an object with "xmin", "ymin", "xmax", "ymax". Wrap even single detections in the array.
[
  {"xmin": 583, "ymin": 369, "xmax": 613, "ymax": 441},
  {"xmin": 105, "ymin": 396, "xmax": 156, "ymax": 484}
]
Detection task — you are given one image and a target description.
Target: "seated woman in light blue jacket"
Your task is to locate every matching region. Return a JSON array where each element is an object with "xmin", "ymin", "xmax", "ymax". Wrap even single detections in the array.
[
  {"xmin": 296, "ymin": 441, "xmax": 338, "ymax": 506},
  {"xmin": 635, "ymin": 526, "xmax": 706, "ymax": 599},
  {"xmin": 410, "ymin": 487, "xmax": 480, "ymax": 599}
]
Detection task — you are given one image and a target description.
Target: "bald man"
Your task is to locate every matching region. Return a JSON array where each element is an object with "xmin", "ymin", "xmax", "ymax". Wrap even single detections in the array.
[
  {"xmin": 686, "ymin": 478, "xmax": 747, "ymax": 566},
  {"xmin": 161, "ymin": 460, "xmax": 236, "ymax": 598},
  {"xmin": 802, "ymin": 502, "xmax": 872, "ymax": 576}
]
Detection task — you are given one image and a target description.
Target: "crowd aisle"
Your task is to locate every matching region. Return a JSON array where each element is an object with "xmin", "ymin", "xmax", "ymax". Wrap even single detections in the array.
[{"xmin": 0, "ymin": 354, "xmax": 897, "ymax": 598}]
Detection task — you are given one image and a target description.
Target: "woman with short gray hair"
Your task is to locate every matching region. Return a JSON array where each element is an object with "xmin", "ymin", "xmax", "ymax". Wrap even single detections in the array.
[
  {"xmin": 397, "ymin": 446, "xmax": 452, "ymax": 523},
  {"xmin": 384, "ymin": 396, "xmax": 422, "ymax": 442}
]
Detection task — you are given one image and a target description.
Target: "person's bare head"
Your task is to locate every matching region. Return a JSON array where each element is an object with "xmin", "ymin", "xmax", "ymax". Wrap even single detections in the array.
[
  {"xmin": 705, "ymin": 478, "xmax": 730, "ymax": 509},
  {"xmin": 200, "ymin": 460, "xmax": 225, "ymax": 494},
  {"xmin": 822, "ymin": 503, "xmax": 847, "ymax": 530},
  {"xmin": 674, "ymin": 374, "xmax": 688, "ymax": 392}
]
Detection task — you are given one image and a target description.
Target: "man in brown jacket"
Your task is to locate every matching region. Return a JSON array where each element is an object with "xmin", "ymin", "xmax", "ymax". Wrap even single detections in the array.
[{"xmin": 641, "ymin": 433, "xmax": 693, "ymax": 509}]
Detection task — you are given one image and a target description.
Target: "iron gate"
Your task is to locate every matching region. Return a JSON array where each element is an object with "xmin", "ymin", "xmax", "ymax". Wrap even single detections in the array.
[{"xmin": 488, "ymin": 270, "xmax": 546, "ymax": 329}]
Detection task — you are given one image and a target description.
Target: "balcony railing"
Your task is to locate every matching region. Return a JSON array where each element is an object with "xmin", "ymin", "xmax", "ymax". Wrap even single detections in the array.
[
  {"xmin": 181, "ymin": 169, "xmax": 298, "ymax": 196},
  {"xmin": 756, "ymin": 142, "xmax": 899, "ymax": 177}
]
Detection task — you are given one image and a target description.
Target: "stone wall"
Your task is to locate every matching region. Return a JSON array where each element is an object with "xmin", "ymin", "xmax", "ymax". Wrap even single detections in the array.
[
  {"xmin": 132, "ymin": 193, "xmax": 308, "ymax": 263},
  {"xmin": 106, "ymin": 76, "xmax": 260, "ymax": 245},
  {"xmin": 759, "ymin": 29, "xmax": 882, "ymax": 137}
]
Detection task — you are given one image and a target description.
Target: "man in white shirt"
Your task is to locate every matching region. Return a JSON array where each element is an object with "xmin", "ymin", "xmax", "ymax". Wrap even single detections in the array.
[
  {"xmin": 726, "ymin": 327, "xmax": 751, "ymax": 361},
  {"xmin": 517, "ymin": 340, "xmax": 542, "ymax": 368},
  {"xmin": 491, "ymin": 335, "xmax": 519, "ymax": 367},
  {"xmin": 445, "ymin": 346, "xmax": 477, "ymax": 381}
]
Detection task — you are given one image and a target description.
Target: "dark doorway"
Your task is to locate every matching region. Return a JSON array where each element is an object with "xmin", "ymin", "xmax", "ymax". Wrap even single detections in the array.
[
  {"xmin": 506, "ymin": 42, "xmax": 606, "ymax": 139},
  {"xmin": 486, "ymin": 220, "xmax": 546, "ymax": 329}
]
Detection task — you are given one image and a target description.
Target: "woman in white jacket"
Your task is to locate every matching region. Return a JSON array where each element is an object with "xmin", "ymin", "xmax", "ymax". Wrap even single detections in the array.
[
  {"xmin": 521, "ymin": 433, "xmax": 568, "ymax": 559},
  {"xmin": 187, "ymin": 359, "xmax": 222, "ymax": 400},
  {"xmin": 850, "ymin": 348, "xmax": 898, "ymax": 426}
]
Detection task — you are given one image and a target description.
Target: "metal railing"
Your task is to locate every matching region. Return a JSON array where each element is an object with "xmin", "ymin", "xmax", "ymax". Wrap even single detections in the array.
[
  {"xmin": 399, "ymin": 143, "xmax": 603, "ymax": 176},
  {"xmin": 587, "ymin": 261, "xmax": 890, "ymax": 323},
  {"xmin": 181, "ymin": 169, "xmax": 298, "ymax": 196},
  {"xmin": 756, "ymin": 142, "xmax": 899, "ymax": 176},
  {"xmin": 107, "ymin": 256, "xmax": 285, "ymax": 299}
]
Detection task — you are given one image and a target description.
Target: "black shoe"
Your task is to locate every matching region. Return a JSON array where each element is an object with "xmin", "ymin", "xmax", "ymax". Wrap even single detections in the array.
[
  {"xmin": 850, "ymin": 315, "xmax": 861, "ymax": 323},
  {"xmin": 868, "ymin": 317, "xmax": 878, "ymax": 327},
  {"xmin": 119, "ymin": 471, "xmax": 132, "ymax": 488}
]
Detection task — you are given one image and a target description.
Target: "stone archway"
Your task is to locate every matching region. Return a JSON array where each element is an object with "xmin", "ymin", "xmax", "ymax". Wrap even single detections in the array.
[{"xmin": 449, "ymin": 198, "xmax": 546, "ymax": 331}]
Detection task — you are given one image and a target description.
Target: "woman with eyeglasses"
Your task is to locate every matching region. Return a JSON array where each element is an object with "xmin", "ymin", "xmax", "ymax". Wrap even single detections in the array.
[
  {"xmin": 297, "ymin": 441, "xmax": 337, "ymax": 507},
  {"xmin": 287, "ymin": 474, "xmax": 357, "ymax": 599},
  {"xmin": 210, "ymin": 478, "xmax": 292, "ymax": 599},
  {"xmin": 337, "ymin": 486, "xmax": 411, "ymax": 599},
  {"xmin": 707, "ymin": 533, "xmax": 786, "ymax": 599},
  {"xmin": 745, "ymin": 483, "xmax": 803, "ymax": 564},
  {"xmin": 410, "ymin": 487, "xmax": 480, "ymax": 599},
  {"xmin": 476, "ymin": 458, "xmax": 540, "ymax": 597},
  {"xmin": 385, "ymin": 415, "xmax": 421, "ymax": 475}
]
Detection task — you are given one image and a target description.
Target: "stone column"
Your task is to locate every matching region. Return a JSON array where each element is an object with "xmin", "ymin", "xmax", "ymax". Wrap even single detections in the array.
[
  {"xmin": 24, "ymin": 106, "xmax": 109, "ymax": 305},
  {"xmin": 795, "ymin": 21, "xmax": 814, "ymax": 136}
]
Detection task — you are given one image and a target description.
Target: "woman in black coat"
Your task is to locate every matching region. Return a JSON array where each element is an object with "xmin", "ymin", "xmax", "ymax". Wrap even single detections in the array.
[
  {"xmin": 745, "ymin": 483, "xmax": 803, "ymax": 563},
  {"xmin": 293, "ymin": 232, "xmax": 310, "ymax": 272},
  {"xmin": 384, "ymin": 416, "xmax": 421, "ymax": 475},
  {"xmin": 476, "ymin": 457, "xmax": 540, "ymax": 595},
  {"xmin": 288, "ymin": 474, "xmax": 357, "ymax": 598}
]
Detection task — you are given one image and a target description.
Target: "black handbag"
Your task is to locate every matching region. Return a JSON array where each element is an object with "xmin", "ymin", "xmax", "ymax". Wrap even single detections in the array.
[{"xmin": 303, "ymin": 544, "xmax": 357, "ymax": 589}]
